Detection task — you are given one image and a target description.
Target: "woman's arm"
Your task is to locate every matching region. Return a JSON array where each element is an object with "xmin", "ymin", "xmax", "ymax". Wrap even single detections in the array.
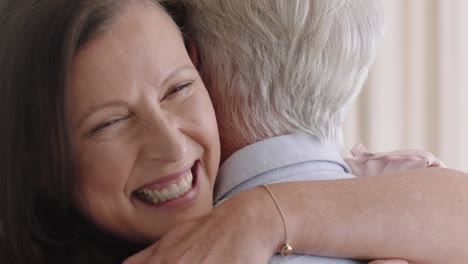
[
  {"xmin": 124, "ymin": 167, "xmax": 468, "ymax": 264},
  {"xmin": 258, "ymin": 167, "xmax": 468, "ymax": 263}
]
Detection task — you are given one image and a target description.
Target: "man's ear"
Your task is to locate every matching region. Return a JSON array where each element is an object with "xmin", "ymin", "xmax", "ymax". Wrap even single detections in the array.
[{"xmin": 185, "ymin": 35, "xmax": 199, "ymax": 68}]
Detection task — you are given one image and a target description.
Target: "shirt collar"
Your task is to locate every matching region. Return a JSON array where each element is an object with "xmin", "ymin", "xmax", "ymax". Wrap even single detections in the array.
[{"xmin": 214, "ymin": 133, "xmax": 350, "ymax": 201}]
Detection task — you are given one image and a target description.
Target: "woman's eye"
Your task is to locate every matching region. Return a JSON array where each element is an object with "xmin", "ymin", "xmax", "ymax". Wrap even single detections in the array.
[
  {"xmin": 165, "ymin": 81, "xmax": 193, "ymax": 98},
  {"xmin": 90, "ymin": 119, "xmax": 121, "ymax": 135}
]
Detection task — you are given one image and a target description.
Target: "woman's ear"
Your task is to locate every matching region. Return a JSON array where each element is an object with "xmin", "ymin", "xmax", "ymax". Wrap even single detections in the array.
[{"xmin": 185, "ymin": 35, "xmax": 199, "ymax": 68}]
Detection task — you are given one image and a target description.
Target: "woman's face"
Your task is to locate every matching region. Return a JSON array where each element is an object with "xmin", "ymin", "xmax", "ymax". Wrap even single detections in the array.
[{"xmin": 68, "ymin": 3, "xmax": 220, "ymax": 242}]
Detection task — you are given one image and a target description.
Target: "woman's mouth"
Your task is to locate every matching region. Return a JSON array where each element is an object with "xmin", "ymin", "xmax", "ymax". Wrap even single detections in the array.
[
  {"xmin": 134, "ymin": 170, "xmax": 193, "ymax": 205},
  {"xmin": 133, "ymin": 162, "xmax": 198, "ymax": 206}
]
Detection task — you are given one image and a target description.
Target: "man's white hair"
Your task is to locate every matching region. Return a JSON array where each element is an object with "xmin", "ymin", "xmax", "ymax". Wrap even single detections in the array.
[{"xmin": 184, "ymin": 0, "xmax": 385, "ymax": 151}]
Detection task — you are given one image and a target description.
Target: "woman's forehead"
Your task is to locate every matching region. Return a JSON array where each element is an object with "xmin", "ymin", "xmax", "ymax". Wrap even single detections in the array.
[
  {"xmin": 72, "ymin": 2, "xmax": 187, "ymax": 81},
  {"xmin": 68, "ymin": 2, "xmax": 191, "ymax": 117},
  {"xmin": 77, "ymin": 2, "xmax": 182, "ymax": 55}
]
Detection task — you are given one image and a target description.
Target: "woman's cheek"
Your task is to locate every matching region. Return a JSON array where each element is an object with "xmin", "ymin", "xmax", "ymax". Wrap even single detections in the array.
[{"xmin": 74, "ymin": 134, "xmax": 139, "ymax": 198}]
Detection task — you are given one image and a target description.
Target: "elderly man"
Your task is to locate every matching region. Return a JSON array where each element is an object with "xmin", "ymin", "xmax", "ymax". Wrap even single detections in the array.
[
  {"xmin": 188, "ymin": 0, "xmax": 382, "ymax": 196},
  {"xmin": 125, "ymin": 1, "xmax": 468, "ymax": 264},
  {"xmin": 185, "ymin": 0, "xmax": 384, "ymax": 263}
]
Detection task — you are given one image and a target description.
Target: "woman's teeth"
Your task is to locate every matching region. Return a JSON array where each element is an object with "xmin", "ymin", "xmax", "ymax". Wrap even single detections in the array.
[{"xmin": 135, "ymin": 171, "xmax": 193, "ymax": 205}]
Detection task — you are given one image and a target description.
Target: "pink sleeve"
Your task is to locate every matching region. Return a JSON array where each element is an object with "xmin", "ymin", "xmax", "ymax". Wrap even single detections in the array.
[{"xmin": 344, "ymin": 143, "xmax": 446, "ymax": 177}]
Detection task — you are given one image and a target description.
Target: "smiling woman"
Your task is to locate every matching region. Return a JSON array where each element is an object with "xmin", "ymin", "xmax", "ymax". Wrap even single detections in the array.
[
  {"xmin": 68, "ymin": 2, "xmax": 220, "ymax": 243},
  {"xmin": 0, "ymin": 0, "xmax": 219, "ymax": 263}
]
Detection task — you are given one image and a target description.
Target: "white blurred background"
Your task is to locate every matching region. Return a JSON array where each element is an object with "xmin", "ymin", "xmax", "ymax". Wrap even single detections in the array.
[{"xmin": 343, "ymin": 0, "xmax": 468, "ymax": 172}]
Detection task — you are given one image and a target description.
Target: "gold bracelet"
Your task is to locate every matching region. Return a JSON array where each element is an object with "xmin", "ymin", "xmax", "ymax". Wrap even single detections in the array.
[{"xmin": 260, "ymin": 185, "xmax": 293, "ymax": 256}]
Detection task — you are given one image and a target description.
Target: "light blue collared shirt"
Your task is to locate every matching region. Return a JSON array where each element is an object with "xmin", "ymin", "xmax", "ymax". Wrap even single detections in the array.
[{"xmin": 214, "ymin": 133, "xmax": 364, "ymax": 264}]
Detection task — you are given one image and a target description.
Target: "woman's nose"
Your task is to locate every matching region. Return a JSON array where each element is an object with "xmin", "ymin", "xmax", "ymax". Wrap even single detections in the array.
[{"xmin": 139, "ymin": 115, "xmax": 187, "ymax": 162}]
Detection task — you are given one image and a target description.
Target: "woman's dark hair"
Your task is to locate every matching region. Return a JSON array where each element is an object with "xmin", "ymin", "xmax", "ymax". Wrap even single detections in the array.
[{"xmin": 0, "ymin": 0, "xmax": 186, "ymax": 263}]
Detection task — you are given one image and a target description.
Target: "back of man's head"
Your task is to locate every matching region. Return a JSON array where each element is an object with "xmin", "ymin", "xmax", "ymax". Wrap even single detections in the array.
[{"xmin": 184, "ymin": 0, "xmax": 385, "ymax": 157}]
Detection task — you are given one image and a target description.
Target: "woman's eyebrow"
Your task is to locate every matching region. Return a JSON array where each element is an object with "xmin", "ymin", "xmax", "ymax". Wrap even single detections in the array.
[{"xmin": 75, "ymin": 100, "xmax": 127, "ymax": 130}]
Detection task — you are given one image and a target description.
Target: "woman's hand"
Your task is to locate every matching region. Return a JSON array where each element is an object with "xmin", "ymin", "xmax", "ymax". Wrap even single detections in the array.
[
  {"xmin": 122, "ymin": 220, "xmax": 270, "ymax": 264},
  {"xmin": 123, "ymin": 191, "xmax": 280, "ymax": 264}
]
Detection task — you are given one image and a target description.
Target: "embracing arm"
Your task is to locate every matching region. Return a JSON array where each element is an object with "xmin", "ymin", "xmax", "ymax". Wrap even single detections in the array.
[
  {"xmin": 240, "ymin": 167, "xmax": 468, "ymax": 263},
  {"xmin": 124, "ymin": 167, "xmax": 468, "ymax": 264}
]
